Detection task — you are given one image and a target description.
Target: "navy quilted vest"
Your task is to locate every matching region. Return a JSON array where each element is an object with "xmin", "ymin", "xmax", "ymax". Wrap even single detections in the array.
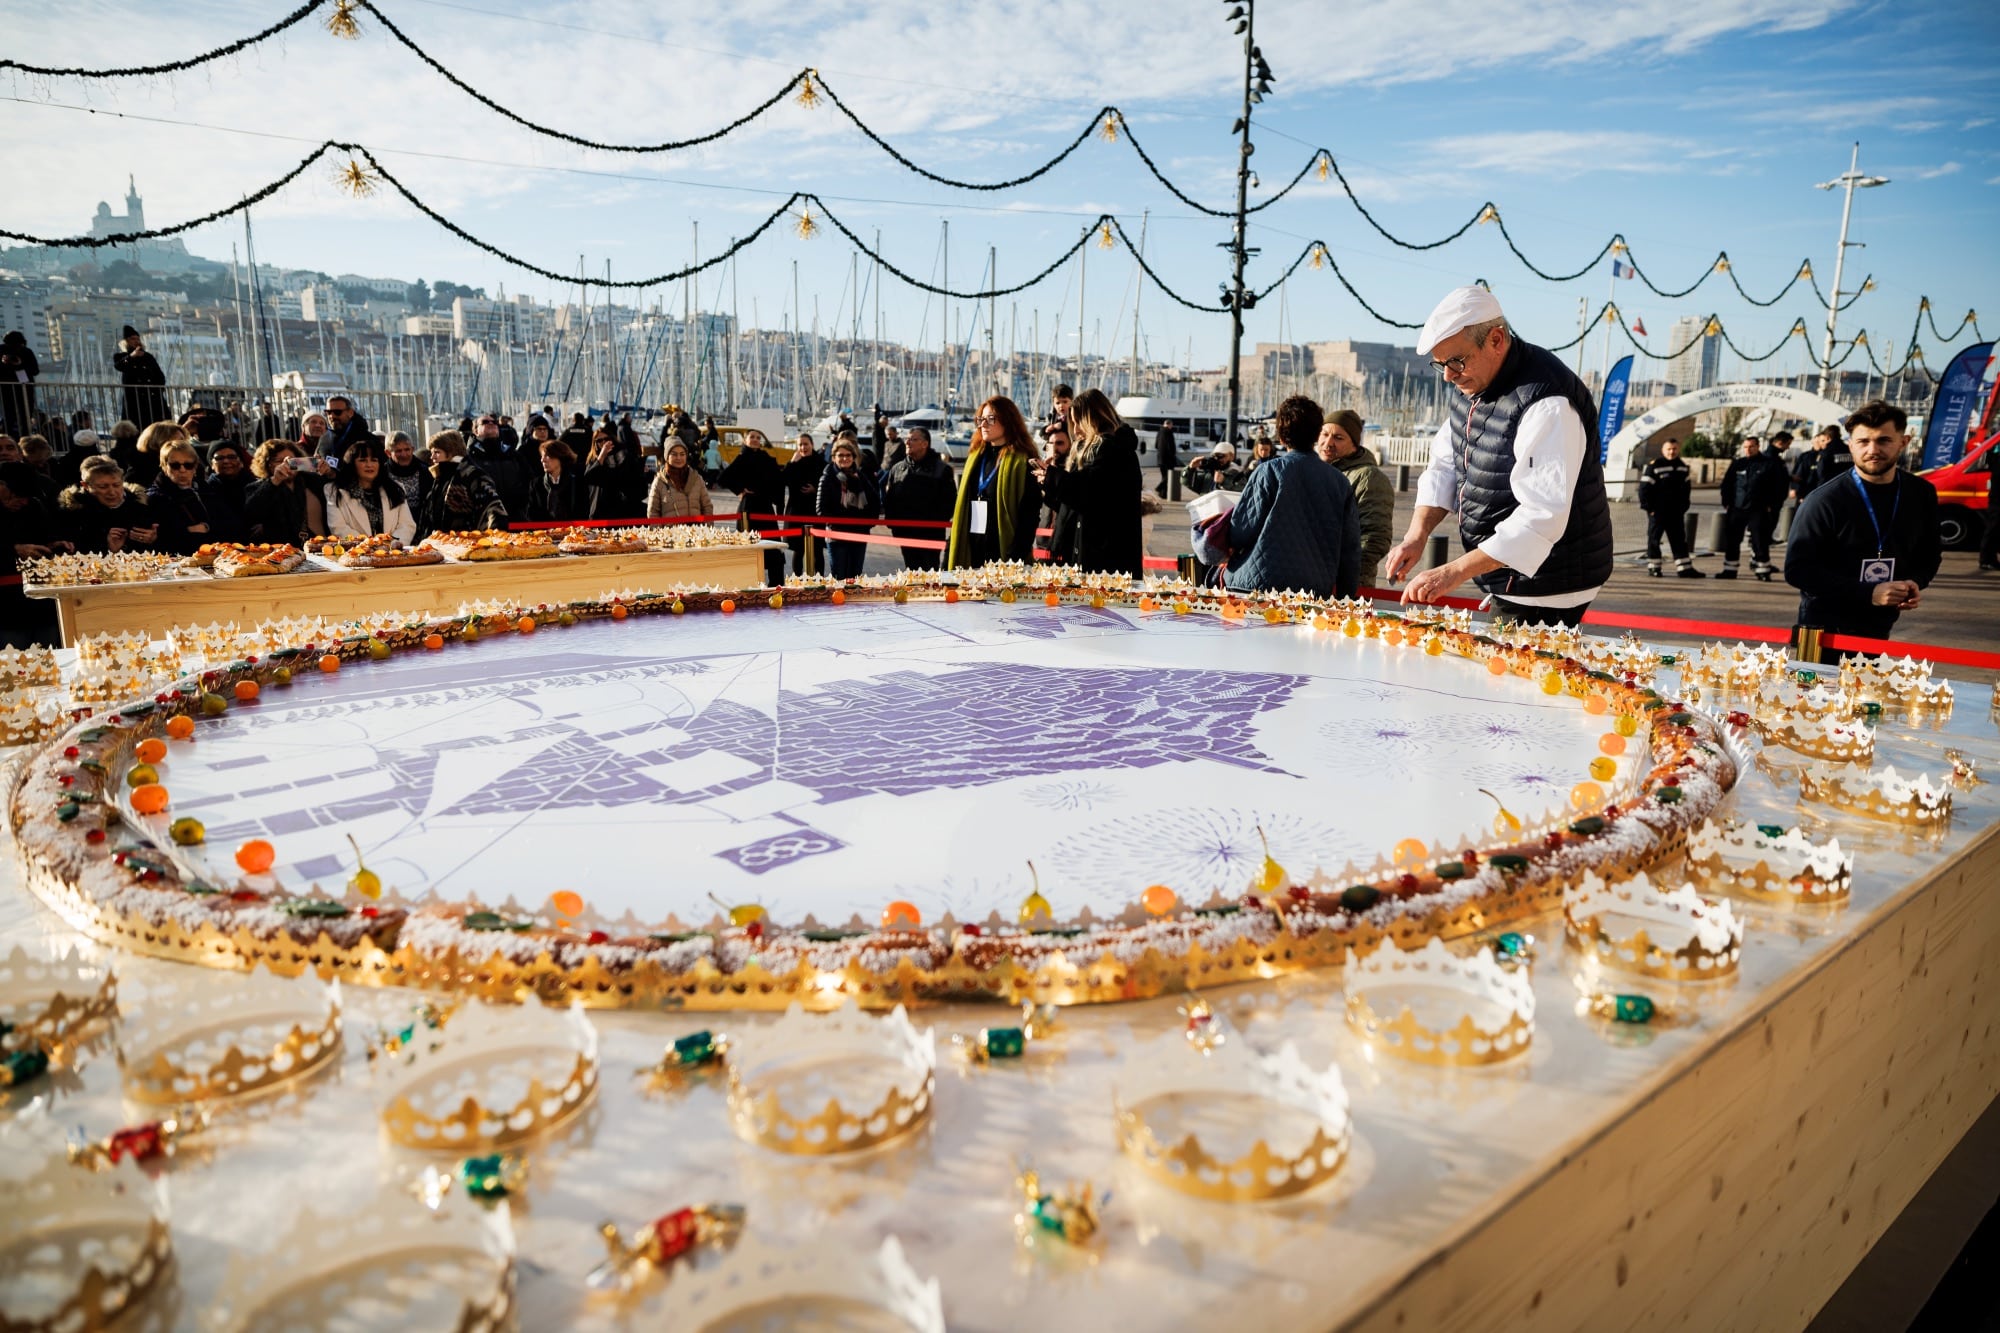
[{"xmin": 1446, "ymin": 339, "xmax": 1615, "ymax": 598}]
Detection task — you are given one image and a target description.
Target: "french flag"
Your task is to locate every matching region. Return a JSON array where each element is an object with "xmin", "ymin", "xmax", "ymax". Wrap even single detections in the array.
[{"xmin": 1611, "ymin": 259, "xmax": 1637, "ymax": 279}]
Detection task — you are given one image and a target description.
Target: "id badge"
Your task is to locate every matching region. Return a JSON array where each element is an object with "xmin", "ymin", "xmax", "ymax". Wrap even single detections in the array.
[
  {"xmin": 969, "ymin": 500, "xmax": 990, "ymax": 535},
  {"xmin": 1859, "ymin": 557, "xmax": 1895, "ymax": 585}
]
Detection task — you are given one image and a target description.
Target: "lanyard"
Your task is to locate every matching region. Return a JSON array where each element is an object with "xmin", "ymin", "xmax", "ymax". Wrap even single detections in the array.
[
  {"xmin": 1453, "ymin": 402, "xmax": 1486, "ymax": 512},
  {"xmin": 1851, "ymin": 469, "xmax": 1899, "ymax": 557},
  {"xmin": 975, "ymin": 451, "xmax": 1000, "ymax": 497}
]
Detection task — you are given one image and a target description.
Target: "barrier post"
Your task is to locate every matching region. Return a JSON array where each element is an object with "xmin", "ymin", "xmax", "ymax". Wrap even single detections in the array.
[
  {"xmin": 1702, "ymin": 511, "xmax": 1727, "ymax": 555},
  {"xmin": 1683, "ymin": 512, "xmax": 1699, "ymax": 552},
  {"xmin": 1426, "ymin": 535, "xmax": 1449, "ymax": 570},
  {"xmin": 803, "ymin": 526, "xmax": 818, "ymax": 576},
  {"xmin": 1169, "ymin": 472, "xmax": 1182, "ymax": 501},
  {"xmin": 736, "ymin": 509, "xmax": 749, "ymax": 533},
  {"xmin": 1177, "ymin": 554, "xmax": 1202, "ymax": 583},
  {"xmin": 1793, "ymin": 626, "xmax": 1823, "ymax": 664},
  {"xmin": 1397, "ymin": 464, "xmax": 1412, "ymax": 493},
  {"xmin": 1776, "ymin": 505, "xmax": 1794, "ymax": 543}
]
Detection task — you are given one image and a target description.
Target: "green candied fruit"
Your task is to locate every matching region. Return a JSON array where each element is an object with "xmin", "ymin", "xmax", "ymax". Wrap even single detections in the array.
[
  {"xmin": 980, "ymin": 1027, "xmax": 1027, "ymax": 1059},
  {"xmin": 2, "ymin": 1047, "xmax": 50, "ymax": 1087},
  {"xmin": 1656, "ymin": 786, "xmax": 1684, "ymax": 805},
  {"xmin": 277, "ymin": 898, "xmax": 349, "ymax": 918},
  {"xmin": 1495, "ymin": 931, "xmax": 1530, "ymax": 958},
  {"xmin": 1434, "ymin": 861, "xmax": 1468, "ymax": 881},
  {"xmin": 1665, "ymin": 711, "xmax": 1695, "ymax": 726},
  {"xmin": 459, "ymin": 1154, "xmax": 513, "ymax": 1200},
  {"xmin": 463, "ymin": 910, "xmax": 531, "ymax": 932},
  {"xmin": 1489, "ymin": 854, "xmax": 1530, "ymax": 874},
  {"xmin": 1568, "ymin": 816, "xmax": 1607, "ymax": 836},
  {"xmin": 1339, "ymin": 885, "xmax": 1381, "ymax": 912},
  {"xmin": 670, "ymin": 1030, "xmax": 721, "ymax": 1067},
  {"xmin": 1612, "ymin": 994, "xmax": 1656, "ymax": 1024},
  {"xmin": 1756, "ymin": 824, "xmax": 1786, "ymax": 839},
  {"xmin": 1658, "ymin": 653, "xmax": 1678, "ymax": 666},
  {"xmin": 1192, "ymin": 905, "xmax": 1243, "ymax": 918}
]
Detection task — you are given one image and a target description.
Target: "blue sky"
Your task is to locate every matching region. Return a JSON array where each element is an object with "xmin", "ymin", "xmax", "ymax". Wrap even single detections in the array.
[{"xmin": 2, "ymin": 0, "xmax": 1995, "ymax": 381}]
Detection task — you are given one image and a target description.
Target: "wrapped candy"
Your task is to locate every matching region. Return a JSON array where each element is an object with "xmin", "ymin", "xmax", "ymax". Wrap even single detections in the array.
[
  {"xmin": 1016, "ymin": 1164, "xmax": 1105, "ymax": 1245},
  {"xmin": 587, "ymin": 1203, "xmax": 747, "ymax": 1290},
  {"xmin": 414, "ymin": 1153, "xmax": 526, "ymax": 1211},
  {"xmin": 69, "ymin": 1105, "xmax": 209, "ymax": 1169},
  {"xmin": 952, "ymin": 1002, "xmax": 1057, "ymax": 1063}
]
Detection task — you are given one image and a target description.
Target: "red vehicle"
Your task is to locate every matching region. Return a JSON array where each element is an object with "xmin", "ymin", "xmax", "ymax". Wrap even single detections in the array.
[{"xmin": 1920, "ymin": 370, "xmax": 2000, "ymax": 549}]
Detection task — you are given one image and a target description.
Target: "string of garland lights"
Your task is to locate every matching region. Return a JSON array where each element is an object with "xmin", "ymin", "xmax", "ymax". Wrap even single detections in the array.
[
  {"xmin": 0, "ymin": 134, "xmax": 1953, "ymax": 379},
  {"xmin": 1, "ymin": 0, "xmax": 1938, "ymax": 323}
]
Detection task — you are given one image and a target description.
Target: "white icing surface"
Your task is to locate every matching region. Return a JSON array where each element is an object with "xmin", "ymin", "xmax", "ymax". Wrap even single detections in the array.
[{"xmin": 144, "ymin": 604, "xmax": 1620, "ymax": 927}]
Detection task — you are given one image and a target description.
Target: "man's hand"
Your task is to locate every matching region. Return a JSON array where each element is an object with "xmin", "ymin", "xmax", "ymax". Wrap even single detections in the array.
[
  {"xmin": 1384, "ymin": 535, "xmax": 1426, "ymax": 582},
  {"xmin": 106, "ymin": 528, "xmax": 127, "ymax": 551},
  {"xmin": 1870, "ymin": 580, "xmax": 1922, "ymax": 609},
  {"xmin": 13, "ymin": 543, "xmax": 49, "ymax": 559},
  {"xmin": 1401, "ymin": 550, "xmax": 1505, "ymax": 606},
  {"xmin": 129, "ymin": 525, "xmax": 158, "ymax": 546}
]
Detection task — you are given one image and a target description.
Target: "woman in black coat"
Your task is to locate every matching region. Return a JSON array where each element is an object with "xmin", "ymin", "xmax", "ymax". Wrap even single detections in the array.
[
  {"xmin": 243, "ymin": 440, "xmax": 316, "ymax": 545},
  {"xmin": 0, "ymin": 331, "xmax": 37, "ymax": 438},
  {"xmin": 59, "ymin": 457, "xmax": 159, "ymax": 554},
  {"xmin": 199, "ymin": 440, "xmax": 255, "ymax": 543},
  {"xmin": 581, "ymin": 426, "xmax": 644, "ymax": 521},
  {"xmin": 524, "ymin": 440, "xmax": 586, "ymax": 522},
  {"xmin": 144, "ymin": 440, "xmax": 215, "ymax": 555},
  {"xmin": 1041, "ymin": 389, "xmax": 1143, "ymax": 577}
]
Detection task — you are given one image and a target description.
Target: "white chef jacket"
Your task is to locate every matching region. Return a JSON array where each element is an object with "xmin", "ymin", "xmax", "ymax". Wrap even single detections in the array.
[{"xmin": 1413, "ymin": 398, "xmax": 1601, "ymax": 608}]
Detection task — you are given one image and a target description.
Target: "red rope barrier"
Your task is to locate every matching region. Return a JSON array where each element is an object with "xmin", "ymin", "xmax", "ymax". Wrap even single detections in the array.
[
  {"xmin": 1819, "ymin": 632, "xmax": 2000, "ymax": 671},
  {"xmin": 807, "ymin": 527, "xmax": 946, "ymax": 551}
]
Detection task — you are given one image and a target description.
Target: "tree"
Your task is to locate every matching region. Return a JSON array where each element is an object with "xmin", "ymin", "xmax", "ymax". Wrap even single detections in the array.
[{"xmin": 406, "ymin": 279, "xmax": 431, "ymax": 311}]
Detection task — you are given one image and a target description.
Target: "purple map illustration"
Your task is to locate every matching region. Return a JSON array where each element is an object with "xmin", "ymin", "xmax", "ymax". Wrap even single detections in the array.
[{"xmin": 151, "ymin": 602, "xmax": 1613, "ymax": 925}]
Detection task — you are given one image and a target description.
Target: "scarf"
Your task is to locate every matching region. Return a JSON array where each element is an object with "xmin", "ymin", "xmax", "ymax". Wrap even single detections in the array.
[{"xmin": 947, "ymin": 444, "xmax": 1029, "ymax": 567}]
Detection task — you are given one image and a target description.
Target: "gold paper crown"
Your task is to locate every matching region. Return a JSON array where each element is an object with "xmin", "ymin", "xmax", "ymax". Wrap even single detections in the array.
[
  {"xmin": 1564, "ymin": 871, "xmax": 1743, "ymax": 981},
  {"xmin": 0, "ymin": 945, "xmax": 117, "ymax": 1055},
  {"xmin": 1684, "ymin": 819, "xmax": 1852, "ymax": 906},
  {"xmin": 670, "ymin": 1233, "xmax": 944, "ymax": 1333},
  {"xmin": 1839, "ymin": 654, "xmax": 1954, "ymax": 710},
  {"xmin": 725, "ymin": 1002, "xmax": 935, "ymax": 1155},
  {"xmin": 1750, "ymin": 677, "xmax": 1851, "ymax": 724},
  {"xmin": 1756, "ymin": 712, "xmax": 1874, "ymax": 763},
  {"xmin": 206, "ymin": 1192, "xmax": 514, "ymax": 1333},
  {"xmin": 375, "ymin": 1001, "xmax": 597, "ymax": 1151},
  {"xmin": 116, "ymin": 974, "xmax": 341, "ymax": 1106},
  {"xmin": 1799, "ymin": 762, "xmax": 1953, "ymax": 826},
  {"xmin": 1345, "ymin": 937, "xmax": 1534, "ymax": 1066},
  {"xmin": 0, "ymin": 1128, "xmax": 172, "ymax": 1333},
  {"xmin": 1681, "ymin": 642, "xmax": 1789, "ymax": 692},
  {"xmin": 1112, "ymin": 1013, "xmax": 1350, "ymax": 1202}
]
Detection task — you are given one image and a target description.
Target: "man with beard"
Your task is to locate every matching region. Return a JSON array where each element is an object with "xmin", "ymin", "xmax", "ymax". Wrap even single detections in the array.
[
  {"xmin": 1784, "ymin": 400, "xmax": 1940, "ymax": 652},
  {"xmin": 881, "ymin": 427, "xmax": 957, "ymax": 571}
]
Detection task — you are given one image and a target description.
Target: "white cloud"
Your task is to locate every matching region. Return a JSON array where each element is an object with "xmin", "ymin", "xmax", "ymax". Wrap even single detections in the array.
[{"xmin": 1912, "ymin": 162, "xmax": 1962, "ymax": 179}]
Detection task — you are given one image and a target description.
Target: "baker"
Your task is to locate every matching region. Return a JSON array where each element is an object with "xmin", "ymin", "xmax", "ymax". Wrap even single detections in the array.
[{"xmin": 1386, "ymin": 286, "xmax": 1614, "ymax": 627}]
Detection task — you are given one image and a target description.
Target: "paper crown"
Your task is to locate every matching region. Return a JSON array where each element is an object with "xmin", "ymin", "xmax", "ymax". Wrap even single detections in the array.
[
  {"xmin": 1799, "ymin": 762, "xmax": 1953, "ymax": 826},
  {"xmin": 1564, "ymin": 871, "xmax": 1743, "ymax": 982},
  {"xmin": 1757, "ymin": 711, "xmax": 1875, "ymax": 763},
  {"xmin": 1684, "ymin": 819, "xmax": 1852, "ymax": 906},
  {"xmin": 1750, "ymin": 677, "xmax": 1850, "ymax": 723},
  {"xmin": 0, "ymin": 1127, "xmax": 171, "ymax": 1333},
  {"xmin": 1839, "ymin": 653, "xmax": 1953, "ymax": 709},
  {"xmin": 0, "ymin": 945, "xmax": 117, "ymax": 1056},
  {"xmin": 116, "ymin": 973, "xmax": 341, "ymax": 1106},
  {"xmin": 725, "ymin": 1003, "xmax": 935, "ymax": 1156},
  {"xmin": 1681, "ymin": 642, "xmax": 1789, "ymax": 691},
  {"xmin": 375, "ymin": 1001, "xmax": 597, "ymax": 1152},
  {"xmin": 1112, "ymin": 1013, "xmax": 1351, "ymax": 1202},
  {"xmin": 206, "ymin": 1193, "xmax": 513, "ymax": 1333},
  {"xmin": 668, "ymin": 1233, "xmax": 944, "ymax": 1333},
  {"xmin": 1345, "ymin": 937, "xmax": 1535, "ymax": 1066}
]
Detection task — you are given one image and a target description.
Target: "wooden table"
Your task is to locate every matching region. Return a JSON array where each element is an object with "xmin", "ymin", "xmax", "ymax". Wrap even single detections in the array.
[
  {"xmin": 1, "ymin": 657, "xmax": 1994, "ymax": 1332},
  {"xmin": 23, "ymin": 543, "xmax": 774, "ymax": 644}
]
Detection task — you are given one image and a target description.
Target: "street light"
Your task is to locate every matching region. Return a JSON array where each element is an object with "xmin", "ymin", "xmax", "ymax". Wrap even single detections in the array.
[
  {"xmin": 1221, "ymin": 0, "xmax": 1274, "ymax": 449},
  {"xmin": 1813, "ymin": 142, "xmax": 1889, "ymax": 399}
]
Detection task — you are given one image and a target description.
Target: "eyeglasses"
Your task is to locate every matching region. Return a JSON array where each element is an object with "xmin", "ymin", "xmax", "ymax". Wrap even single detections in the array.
[
  {"xmin": 977, "ymin": 415, "xmax": 1001, "ymax": 426},
  {"xmin": 1430, "ymin": 353, "xmax": 1471, "ymax": 378},
  {"xmin": 165, "ymin": 461, "xmax": 197, "ymax": 471}
]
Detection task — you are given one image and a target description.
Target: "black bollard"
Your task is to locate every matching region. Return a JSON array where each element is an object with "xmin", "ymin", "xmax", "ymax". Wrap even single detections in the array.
[
  {"xmin": 1427, "ymin": 535, "xmax": 1449, "ymax": 570},
  {"xmin": 1683, "ymin": 511, "xmax": 1700, "ymax": 552},
  {"xmin": 1397, "ymin": 464, "xmax": 1412, "ymax": 493}
]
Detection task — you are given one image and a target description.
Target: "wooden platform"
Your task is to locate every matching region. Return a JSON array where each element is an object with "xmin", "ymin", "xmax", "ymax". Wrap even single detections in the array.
[{"xmin": 23, "ymin": 543, "xmax": 772, "ymax": 644}]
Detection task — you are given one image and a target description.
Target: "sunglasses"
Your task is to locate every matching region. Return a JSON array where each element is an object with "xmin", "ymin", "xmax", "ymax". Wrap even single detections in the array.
[{"xmin": 165, "ymin": 461, "xmax": 197, "ymax": 471}]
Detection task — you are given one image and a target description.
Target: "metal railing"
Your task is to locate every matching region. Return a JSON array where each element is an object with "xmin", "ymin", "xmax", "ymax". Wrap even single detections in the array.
[{"xmin": 7, "ymin": 382, "xmax": 428, "ymax": 452}]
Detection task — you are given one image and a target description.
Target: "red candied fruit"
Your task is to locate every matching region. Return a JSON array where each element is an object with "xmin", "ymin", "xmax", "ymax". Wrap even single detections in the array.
[
  {"xmin": 586, "ymin": 930, "xmax": 610, "ymax": 946},
  {"xmin": 960, "ymin": 923, "xmax": 983, "ymax": 937},
  {"xmin": 63, "ymin": 746, "xmax": 79, "ymax": 760},
  {"xmin": 1396, "ymin": 873, "xmax": 1419, "ymax": 892},
  {"xmin": 85, "ymin": 829, "xmax": 106, "ymax": 845},
  {"xmin": 1545, "ymin": 831, "xmax": 1565, "ymax": 848},
  {"xmin": 1286, "ymin": 885, "xmax": 1310, "ymax": 902},
  {"xmin": 229, "ymin": 889, "xmax": 264, "ymax": 903}
]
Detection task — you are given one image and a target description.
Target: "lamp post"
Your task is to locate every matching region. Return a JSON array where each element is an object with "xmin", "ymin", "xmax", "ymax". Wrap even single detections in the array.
[
  {"xmin": 1220, "ymin": 0, "xmax": 1274, "ymax": 450},
  {"xmin": 1814, "ymin": 142, "xmax": 1888, "ymax": 400}
]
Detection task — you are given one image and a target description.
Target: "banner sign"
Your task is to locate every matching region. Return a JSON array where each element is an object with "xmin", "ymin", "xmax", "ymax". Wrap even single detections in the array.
[
  {"xmin": 1920, "ymin": 341, "xmax": 1994, "ymax": 470},
  {"xmin": 1597, "ymin": 355, "xmax": 1633, "ymax": 464}
]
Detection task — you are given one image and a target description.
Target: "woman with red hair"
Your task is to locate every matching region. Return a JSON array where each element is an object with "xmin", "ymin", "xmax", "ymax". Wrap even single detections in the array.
[{"xmin": 946, "ymin": 395, "xmax": 1042, "ymax": 568}]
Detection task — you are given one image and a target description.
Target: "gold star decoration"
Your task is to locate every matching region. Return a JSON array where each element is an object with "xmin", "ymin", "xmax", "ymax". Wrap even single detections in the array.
[
  {"xmin": 1308, "ymin": 243, "xmax": 1326, "ymax": 270},
  {"xmin": 1705, "ymin": 318, "xmax": 1722, "ymax": 337},
  {"xmin": 1799, "ymin": 261, "xmax": 1814, "ymax": 280},
  {"xmin": 794, "ymin": 205, "xmax": 818, "ymax": 240},
  {"xmin": 325, "ymin": 0, "xmax": 361, "ymax": 39},
  {"xmin": 1609, "ymin": 239, "xmax": 1628, "ymax": 255},
  {"xmin": 334, "ymin": 158, "xmax": 379, "ymax": 197},
  {"xmin": 1097, "ymin": 219, "xmax": 1115, "ymax": 250},
  {"xmin": 1713, "ymin": 257, "xmax": 1731, "ymax": 273},
  {"xmin": 1316, "ymin": 152, "xmax": 1330, "ymax": 181},
  {"xmin": 1476, "ymin": 204, "xmax": 1499, "ymax": 226},
  {"xmin": 1099, "ymin": 111, "xmax": 1121, "ymax": 143},
  {"xmin": 796, "ymin": 70, "xmax": 820, "ymax": 109}
]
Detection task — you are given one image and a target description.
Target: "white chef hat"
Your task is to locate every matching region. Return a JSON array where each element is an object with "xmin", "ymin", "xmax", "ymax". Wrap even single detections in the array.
[{"xmin": 1416, "ymin": 285, "xmax": 1506, "ymax": 356}]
